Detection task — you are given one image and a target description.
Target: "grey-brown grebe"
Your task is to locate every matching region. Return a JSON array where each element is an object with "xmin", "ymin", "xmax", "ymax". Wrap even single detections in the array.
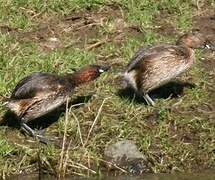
[
  {"xmin": 122, "ymin": 32, "xmax": 211, "ymax": 106},
  {"xmin": 3, "ymin": 65, "xmax": 109, "ymax": 141}
]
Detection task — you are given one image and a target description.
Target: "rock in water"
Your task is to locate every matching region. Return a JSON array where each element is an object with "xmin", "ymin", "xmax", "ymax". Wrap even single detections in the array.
[{"xmin": 104, "ymin": 140, "xmax": 151, "ymax": 174}]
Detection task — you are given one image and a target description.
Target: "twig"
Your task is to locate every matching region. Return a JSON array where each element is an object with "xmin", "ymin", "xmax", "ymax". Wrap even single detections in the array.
[
  {"xmin": 69, "ymin": 103, "xmax": 85, "ymax": 110},
  {"xmin": 97, "ymin": 158, "xmax": 127, "ymax": 173},
  {"xmin": 75, "ymin": 22, "xmax": 101, "ymax": 31},
  {"xmin": 67, "ymin": 161, "xmax": 97, "ymax": 174},
  {"xmin": 58, "ymin": 102, "xmax": 85, "ymax": 178},
  {"xmin": 70, "ymin": 171, "xmax": 86, "ymax": 177},
  {"xmin": 172, "ymin": 99, "xmax": 183, "ymax": 107},
  {"xmin": 75, "ymin": 162, "xmax": 97, "ymax": 174},
  {"xmin": 38, "ymin": 149, "xmax": 42, "ymax": 180},
  {"xmin": 196, "ymin": 0, "xmax": 201, "ymax": 10},
  {"xmin": 58, "ymin": 98, "xmax": 69, "ymax": 179},
  {"xmin": 87, "ymin": 153, "xmax": 90, "ymax": 176},
  {"xmin": 84, "ymin": 97, "xmax": 109, "ymax": 147},
  {"xmin": 71, "ymin": 111, "xmax": 84, "ymax": 147},
  {"xmin": 69, "ymin": 102, "xmax": 85, "ymax": 147},
  {"xmin": 86, "ymin": 39, "xmax": 109, "ymax": 50},
  {"xmin": 62, "ymin": 138, "xmax": 73, "ymax": 176}
]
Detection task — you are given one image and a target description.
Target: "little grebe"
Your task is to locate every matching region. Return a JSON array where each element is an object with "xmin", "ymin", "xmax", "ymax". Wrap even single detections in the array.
[
  {"xmin": 122, "ymin": 32, "xmax": 210, "ymax": 106},
  {"xmin": 3, "ymin": 65, "xmax": 109, "ymax": 140}
]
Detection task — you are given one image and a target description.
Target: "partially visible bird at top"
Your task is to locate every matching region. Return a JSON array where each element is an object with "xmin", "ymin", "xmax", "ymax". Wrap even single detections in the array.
[
  {"xmin": 121, "ymin": 31, "xmax": 212, "ymax": 106},
  {"xmin": 2, "ymin": 65, "xmax": 110, "ymax": 143}
]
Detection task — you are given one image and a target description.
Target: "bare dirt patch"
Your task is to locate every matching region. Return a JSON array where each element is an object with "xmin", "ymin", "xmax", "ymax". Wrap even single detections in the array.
[
  {"xmin": 153, "ymin": 11, "xmax": 179, "ymax": 37},
  {"xmin": 191, "ymin": 11, "xmax": 215, "ymax": 103},
  {"xmin": 193, "ymin": 13, "xmax": 215, "ymax": 96},
  {"xmin": 1, "ymin": 6, "xmax": 143, "ymax": 53},
  {"xmin": 193, "ymin": 15, "xmax": 215, "ymax": 46}
]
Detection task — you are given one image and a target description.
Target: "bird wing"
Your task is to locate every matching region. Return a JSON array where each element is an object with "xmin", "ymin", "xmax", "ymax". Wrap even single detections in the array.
[
  {"xmin": 138, "ymin": 45, "xmax": 193, "ymax": 92},
  {"xmin": 10, "ymin": 72, "xmax": 73, "ymax": 99},
  {"xmin": 126, "ymin": 45, "xmax": 191, "ymax": 72},
  {"xmin": 126, "ymin": 47, "xmax": 147, "ymax": 72}
]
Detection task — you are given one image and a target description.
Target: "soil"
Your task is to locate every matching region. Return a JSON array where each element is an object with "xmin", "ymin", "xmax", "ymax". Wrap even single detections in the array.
[
  {"xmin": 0, "ymin": 4, "xmax": 215, "ymax": 176},
  {"xmin": 193, "ymin": 14, "xmax": 215, "ymax": 46},
  {"xmin": 0, "ymin": 6, "xmax": 143, "ymax": 53}
]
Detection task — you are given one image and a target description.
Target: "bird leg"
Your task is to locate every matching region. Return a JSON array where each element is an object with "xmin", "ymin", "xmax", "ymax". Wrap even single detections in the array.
[
  {"xmin": 21, "ymin": 122, "xmax": 36, "ymax": 137},
  {"xmin": 20, "ymin": 121, "xmax": 48, "ymax": 144},
  {"xmin": 143, "ymin": 93, "xmax": 155, "ymax": 106}
]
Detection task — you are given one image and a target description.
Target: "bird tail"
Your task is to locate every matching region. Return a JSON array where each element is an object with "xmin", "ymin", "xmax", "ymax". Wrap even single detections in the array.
[
  {"xmin": 0, "ymin": 95, "xmax": 16, "ymax": 109},
  {"xmin": 0, "ymin": 95, "xmax": 9, "ymax": 105}
]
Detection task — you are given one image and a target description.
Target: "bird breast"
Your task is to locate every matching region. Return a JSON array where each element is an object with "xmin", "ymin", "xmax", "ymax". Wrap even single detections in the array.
[{"xmin": 123, "ymin": 70, "xmax": 138, "ymax": 91}]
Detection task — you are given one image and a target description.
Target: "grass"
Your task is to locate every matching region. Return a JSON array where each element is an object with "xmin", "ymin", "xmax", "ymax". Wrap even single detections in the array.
[{"xmin": 0, "ymin": 0, "xmax": 215, "ymax": 178}]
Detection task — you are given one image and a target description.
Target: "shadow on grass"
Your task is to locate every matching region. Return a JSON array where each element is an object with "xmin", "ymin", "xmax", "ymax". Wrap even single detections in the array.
[
  {"xmin": 0, "ymin": 95, "xmax": 93, "ymax": 130},
  {"xmin": 117, "ymin": 81, "xmax": 195, "ymax": 105}
]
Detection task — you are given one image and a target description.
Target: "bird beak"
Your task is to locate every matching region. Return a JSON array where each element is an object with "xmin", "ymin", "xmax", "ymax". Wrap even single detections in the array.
[
  {"xmin": 206, "ymin": 44, "xmax": 215, "ymax": 51},
  {"xmin": 202, "ymin": 41, "xmax": 215, "ymax": 51},
  {"xmin": 100, "ymin": 65, "xmax": 111, "ymax": 72}
]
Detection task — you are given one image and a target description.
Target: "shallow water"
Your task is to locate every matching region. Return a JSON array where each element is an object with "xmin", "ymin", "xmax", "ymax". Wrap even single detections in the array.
[{"xmin": 8, "ymin": 171, "xmax": 215, "ymax": 180}]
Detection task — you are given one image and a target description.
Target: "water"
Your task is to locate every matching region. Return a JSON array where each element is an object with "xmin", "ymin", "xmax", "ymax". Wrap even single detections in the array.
[{"xmin": 7, "ymin": 171, "xmax": 215, "ymax": 180}]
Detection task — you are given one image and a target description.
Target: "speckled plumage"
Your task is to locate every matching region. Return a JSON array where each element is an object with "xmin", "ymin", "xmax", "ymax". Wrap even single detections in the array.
[
  {"xmin": 3, "ymin": 65, "xmax": 109, "ymax": 141},
  {"xmin": 123, "ymin": 32, "xmax": 207, "ymax": 105},
  {"xmin": 7, "ymin": 72, "xmax": 73, "ymax": 122}
]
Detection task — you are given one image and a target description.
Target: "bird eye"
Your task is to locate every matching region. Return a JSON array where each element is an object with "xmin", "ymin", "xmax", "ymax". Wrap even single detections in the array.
[
  {"xmin": 98, "ymin": 69, "xmax": 104, "ymax": 73},
  {"xmin": 205, "ymin": 44, "xmax": 211, "ymax": 49}
]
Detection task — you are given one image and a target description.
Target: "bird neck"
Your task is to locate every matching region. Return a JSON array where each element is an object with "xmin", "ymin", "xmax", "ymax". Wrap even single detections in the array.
[
  {"xmin": 123, "ymin": 70, "xmax": 138, "ymax": 91},
  {"xmin": 176, "ymin": 41, "xmax": 194, "ymax": 59},
  {"xmin": 176, "ymin": 40, "xmax": 191, "ymax": 49},
  {"xmin": 65, "ymin": 70, "xmax": 97, "ymax": 87}
]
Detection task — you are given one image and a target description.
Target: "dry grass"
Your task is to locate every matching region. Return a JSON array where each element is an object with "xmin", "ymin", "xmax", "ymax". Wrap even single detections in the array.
[{"xmin": 0, "ymin": 0, "xmax": 214, "ymax": 178}]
